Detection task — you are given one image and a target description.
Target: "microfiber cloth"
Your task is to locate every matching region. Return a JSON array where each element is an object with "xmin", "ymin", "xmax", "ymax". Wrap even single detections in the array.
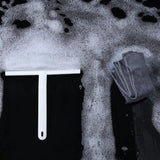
[{"xmin": 111, "ymin": 51, "xmax": 154, "ymax": 103}]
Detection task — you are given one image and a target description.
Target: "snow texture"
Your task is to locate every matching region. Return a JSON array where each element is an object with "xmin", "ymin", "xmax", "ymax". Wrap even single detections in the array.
[{"xmin": 0, "ymin": 0, "xmax": 160, "ymax": 160}]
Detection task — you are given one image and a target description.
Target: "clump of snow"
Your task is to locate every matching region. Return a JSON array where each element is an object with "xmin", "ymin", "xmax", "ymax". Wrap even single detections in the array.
[
  {"xmin": 45, "ymin": 20, "xmax": 63, "ymax": 33},
  {"xmin": 49, "ymin": 10, "xmax": 58, "ymax": 18},
  {"xmin": 121, "ymin": 146, "xmax": 128, "ymax": 151}
]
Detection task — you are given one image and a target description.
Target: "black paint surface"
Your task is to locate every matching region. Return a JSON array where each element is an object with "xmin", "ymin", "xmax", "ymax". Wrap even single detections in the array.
[
  {"xmin": 64, "ymin": 18, "xmax": 73, "ymax": 26},
  {"xmin": 111, "ymin": 81, "xmax": 160, "ymax": 160},
  {"xmin": 0, "ymin": 74, "xmax": 84, "ymax": 160},
  {"xmin": 12, "ymin": 19, "xmax": 31, "ymax": 29},
  {"xmin": 111, "ymin": 7, "xmax": 127, "ymax": 19},
  {"xmin": 132, "ymin": 98, "xmax": 160, "ymax": 160},
  {"xmin": 100, "ymin": 0, "xmax": 111, "ymax": 5},
  {"xmin": 111, "ymin": 82, "xmax": 137, "ymax": 160},
  {"xmin": 141, "ymin": 15, "xmax": 157, "ymax": 23},
  {"xmin": 81, "ymin": 0, "xmax": 93, "ymax": 2}
]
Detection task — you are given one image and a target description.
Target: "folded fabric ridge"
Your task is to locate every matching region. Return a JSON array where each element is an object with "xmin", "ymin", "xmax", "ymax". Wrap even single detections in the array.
[{"xmin": 111, "ymin": 51, "xmax": 154, "ymax": 103}]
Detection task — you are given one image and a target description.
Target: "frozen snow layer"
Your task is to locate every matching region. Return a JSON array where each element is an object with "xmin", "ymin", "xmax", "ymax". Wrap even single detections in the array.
[{"xmin": 0, "ymin": 0, "xmax": 160, "ymax": 160}]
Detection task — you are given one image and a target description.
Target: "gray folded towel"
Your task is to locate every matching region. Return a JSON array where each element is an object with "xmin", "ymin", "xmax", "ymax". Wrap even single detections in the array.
[{"xmin": 111, "ymin": 51, "xmax": 154, "ymax": 103}]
